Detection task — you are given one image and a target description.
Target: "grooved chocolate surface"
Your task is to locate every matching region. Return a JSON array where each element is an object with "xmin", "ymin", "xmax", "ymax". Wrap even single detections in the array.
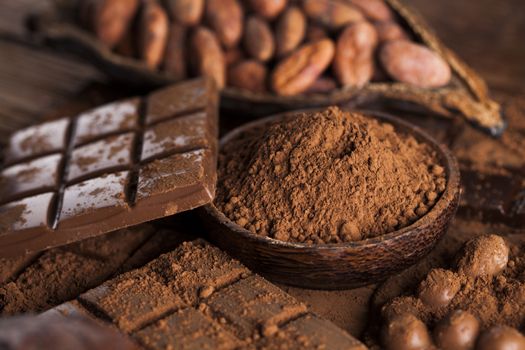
[
  {"xmin": 43, "ymin": 240, "xmax": 366, "ymax": 350},
  {"xmin": 0, "ymin": 78, "xmax": 218, "ymax": 258}
]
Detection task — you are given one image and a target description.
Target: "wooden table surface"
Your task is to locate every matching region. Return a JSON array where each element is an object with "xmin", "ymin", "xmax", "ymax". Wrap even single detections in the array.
[{"xmin": 0, "ymin": 0, "xmax": 523, "ymax": 138}]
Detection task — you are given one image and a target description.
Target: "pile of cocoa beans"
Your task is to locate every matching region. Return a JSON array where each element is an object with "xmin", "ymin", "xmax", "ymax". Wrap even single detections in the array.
[{"xmin": 79, "ymin": 0, "xmax": 451, "ymax": 96}]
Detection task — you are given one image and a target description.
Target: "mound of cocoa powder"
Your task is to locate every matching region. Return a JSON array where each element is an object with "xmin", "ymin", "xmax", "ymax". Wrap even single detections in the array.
[{"xmin": 216, "ymin": 107, "xmax": 446, "ymax": 244}]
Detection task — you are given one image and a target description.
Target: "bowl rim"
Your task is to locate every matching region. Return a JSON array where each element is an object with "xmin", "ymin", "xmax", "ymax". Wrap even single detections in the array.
[{"xmin": 204, "ymin": 107, "xmax": 460, "ymax": 251}]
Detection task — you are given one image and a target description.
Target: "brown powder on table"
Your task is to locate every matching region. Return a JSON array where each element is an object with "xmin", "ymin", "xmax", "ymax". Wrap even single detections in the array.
[{"xmin": 216, "ymin": 107, "xmax": 446, "ymax": 244}]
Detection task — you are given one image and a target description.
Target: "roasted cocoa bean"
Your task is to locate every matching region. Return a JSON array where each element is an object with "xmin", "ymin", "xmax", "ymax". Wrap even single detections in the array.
[
  {"xmin": 380, "ymin": 40, "xmax": 451, "ymax": 88},
  {"xmin": 163, "ymin": 23, "xmax": 187, "ymax": 79},
  {"xmin": 275, "ymin": 6, "xmax": 306, "ymax": 57},
  {"xmin": 302, "ymin": 0, "xmax": 364, "ymax": 30},
  {"xmin": 271, "ymin": 39, "xmax": 335, "ymax": 95},
  {"xmin": 248, "ymin": 0, "xmax": 287, "ymax": 19},
  {"xmin": 164, "ymin": 0, "xmax": 204, "ymax": 25},
  {"xmin": 244, "ymin": 16, "xmax": 275, "ymax": 62},
  {"xmin": 190, "ymin": 27, "xmax": 226, "ymax": 88},
  {"xmin": 138, "ymin": 0, "xmax": 169, "ymax": 68},
  {"xmin": 228, "ymin": 60, "xmax": 268, "ymax": 93},
  {"xmin": 375, "ymin": 21, "xmax": 409, "ymax": 42},
  {"xmin": 350, "ymin": 0, "xmax": 393, "ymax": 21},
  {"xmin": 333, "ymin": 22, "xmax": 378, "ymax": 87},
  {"xmin": 205, "ymin": 0, "xmax": 244, "ymax": 48}
]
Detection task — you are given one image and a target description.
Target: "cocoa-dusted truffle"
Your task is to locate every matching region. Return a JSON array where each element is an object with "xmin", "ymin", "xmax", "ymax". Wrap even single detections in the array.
[
  {"xmin": 476, "ymin": 325, "xmax": 525, "ymax": 350},
  {"xmin": 433, "ymin": 310, "xmax": 479, "ymax": 350},
  {"xmin": 417, "ymin": 268, "xmax": 461, "ymax": 310},
  {"xmin": 381, "ymin": 313, "xmax": 432, "ymax": 350},
  {"xmin": 457, "ymin": 234, "xmax": 509, "ymax": 278}
]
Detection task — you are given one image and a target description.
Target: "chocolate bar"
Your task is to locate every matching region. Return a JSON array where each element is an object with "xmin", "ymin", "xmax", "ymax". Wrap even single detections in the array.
[
  {"xmin": 44, "ymin": 240, "xmax": 366, "ymax": 350},
  {"xmin": 0, "ymin": 313, "xmax": 138, "ymax": 350},
  {"xmin": 0, "ymin": 78, "xmax": 218, "ymax": 257}
]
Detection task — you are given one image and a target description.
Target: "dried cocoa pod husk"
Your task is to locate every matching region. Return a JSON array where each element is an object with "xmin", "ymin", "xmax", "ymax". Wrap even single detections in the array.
[
  {"xmin": 228, "ymin": 60, "xmax": 268, "ymax": 93},
  {"xmin": 137, "ymin": 0, "xmax": 169, "ymax": 68},
  {"xmin": 163, "ymin": 23, "xmax": 187, "ymax": 80},
  {"xmin": 190, "ymin": 26, "xmax": 226, "ymax": 88},
  {"xmin": 271, "ymin": 39, "xmax": 335, "ymax": 96},
  {"xmin": 275, "ymin": 6, "xmax": 306, "ymax": 57},
  {"xmin": 333, "ymin": 22, "xmax": 378, "ymax": 88},
  {"xmin": 33, "ymin": 0, "xmax": 506, "ymax": 134},
  {"xmin": 81, "ymin": 0, "xmax": 139, "ymax": 48},
  {"xmin": 163, "ymin": 0, "xmax": 204, "ymax": 26},
  {"xmin": 244, "ymin": 16, "xmax": 275, "ymax": 62},
  {"xmin": 205, "ymin": 0, "xmax": 244, "ymax": 48},
  {"xmin": 248, "ymin": 0, "xmax": 287, "ymax": 19}
]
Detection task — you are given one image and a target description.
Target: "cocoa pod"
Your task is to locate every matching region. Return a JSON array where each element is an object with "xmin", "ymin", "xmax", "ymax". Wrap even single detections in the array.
[
  {"xmin": 248, "ymin": 0, "xmax": 287, "ymax": 19},
  {"xmin": 163, "ymin": 23, "xmax": 187, "ymax": 80},
  {"xmin": 244, "ymin": 16, "xmax": 275, "ymax": 62},
  {"xmin": 275, "ymin": 6, "xmax": 306, "ymax": 57},
  {"xmin": 163, "ymin": 0, "xmax": 204, "ymax": 26},
  {"xmin": 380, "ymin": 40, "xmax": 451, "ymax": 88},
  {"xmin": 228, "ymin": 60, "xmax": 268, "ymax": 93},
  {"xmin": 350, "ymin": 0, "xmax": 393, "ymax": 21},
  {"xmin": 305, "ymin": 24, "xmax": 328, "ymax": 42},
  {"xmin": 205, "ymin": 0, "xmax": 243, "ymax": 48},
  {"xmin": 81, "ymin": 0, "xmax": 139, "ymax": 48},
  {"xmin": 375, "ymin": 21, "xmax": 409, "ymax": 42},
  {"xmin": 305, "ymin": 76, "xmax": 337, "ymax": 94},
  {"xmin": 333, "ymin": 22, "xmax": 378, "ymax": 87},
  {"xmin": 190, "ymin": 27, "xmax": 226, "ymax": 88},
  {"xmin": 138, "ymin": 0, "xmax": 169, "ymax": 68},
  {"xmin": 302, "ymin": 0, "xmax": 364, "ymax": 30},
  {"xmin": 271, "ymin": 39, "xmax": 335, "ymax": 96}
]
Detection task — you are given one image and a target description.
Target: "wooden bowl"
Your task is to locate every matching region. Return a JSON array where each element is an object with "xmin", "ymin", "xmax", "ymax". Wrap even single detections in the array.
[{"xmin": 199, "ymin": 109, "xmax": 460, "ymax": 290}]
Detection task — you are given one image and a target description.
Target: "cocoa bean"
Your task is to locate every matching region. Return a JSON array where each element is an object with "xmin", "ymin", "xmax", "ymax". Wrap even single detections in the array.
[
  {"xmin": 302, "ymin": 0, "xmax": 364, "ymax": 30},
  {"xmin": 375, "ymin": 21, "xmax": 409, "ymax": 42},
  {"xmin": 271, "ymin": 39, "xmax": 335, "ymax": 96},
  {"xmin": 228, "ymin": 60, "xmax": 268, "ymax": 93},
  {"xmin": 333, "ymin": 22, "xmax": 378, "ymax": 87},
  {"xmin": 138, "ymin": 0, "xmax": 169, "ymax": 68},
  {"xmin": 190, "ymin": 27, "xmax": 226, "ymax": 88},
  {"xmin": 248, "ymin": 0, "xmax": 287, "ymax": 19},
  {"xmin": 205, "ymin": 0, "xmax": 244, "ymax": 48},
  {"xmin": 83, "ymin": 0, "xmax": 139, "ymax": 48},
  {"xmin": 350, "ymin": 0, "xmax": 393, "ymax": 21},
  {"xmin": 305, "ymin": 76, "xmax": 337, "ymax": 94},
  {"xmin": 380, "ymin": 40, "xmax": 451, "ymax": 88},
  {"xmin": 275, "ymin": 6, "xmax": 306, "ymax": 57},
  {"xmin": 305, "ymin": 24, "xmax": 328, "ymax": 42},
  {"xmin": 163, "ymin": 23, "xmax": 187, "ymax": 80},
  {"xmin": 164, "ymin": 0, "xmax": 204, "ymax": 26},
  {"xmin": 244, "ymin": 16, "xmax": 275, "ymax": 62},
  {"xmin": 224, "ymin": 47, "xmax": 245, "ymax": 66}
]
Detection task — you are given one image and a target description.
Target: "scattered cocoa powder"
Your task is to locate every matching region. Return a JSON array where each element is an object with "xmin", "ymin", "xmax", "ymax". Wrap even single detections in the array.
[{"xmin": 216, "ymin": 107, "xmax": 446, "ymax": 244}]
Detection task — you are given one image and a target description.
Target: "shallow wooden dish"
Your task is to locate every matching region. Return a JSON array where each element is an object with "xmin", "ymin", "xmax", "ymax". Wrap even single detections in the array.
[{"xmin": 199, "ymin": 109, "xmax": 460, "ymax": 290}]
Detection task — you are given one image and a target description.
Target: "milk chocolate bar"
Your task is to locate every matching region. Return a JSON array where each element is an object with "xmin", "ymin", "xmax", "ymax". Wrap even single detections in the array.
[
  {"xmin": 0, "ymin": 78, "xmax": 218, "ymax": 257},
  {"xmin": 44, "ymin": 240, "xmax": 367, "ymax": 350}
]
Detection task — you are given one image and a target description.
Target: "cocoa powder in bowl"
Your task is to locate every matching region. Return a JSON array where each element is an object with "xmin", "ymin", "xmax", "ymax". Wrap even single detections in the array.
[{"xmin": 215, "ymin": 107, "xmax": 446, "ymax": 244}]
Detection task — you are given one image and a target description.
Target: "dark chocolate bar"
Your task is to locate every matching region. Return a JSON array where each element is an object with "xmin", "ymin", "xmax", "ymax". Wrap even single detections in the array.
[
  {"xmin": 0, "ymin": 78, "xmax": 218, "ymax": 257},
  {"xmin": 0, "ymin": 313, "xmax": 138, "ymax": 350},
  {"xmin": 43, "ymin": 240, "xmax": 366, "ymax": 350}
]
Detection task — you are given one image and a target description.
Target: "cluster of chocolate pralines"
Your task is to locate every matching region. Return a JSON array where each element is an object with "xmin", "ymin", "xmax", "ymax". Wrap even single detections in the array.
[
  {"xmin": 380, "ymin": 234, "xmax": 525, "ymax": 350},
  {"xmin": 78, "ymin": 0, "xmax": 451, "ymax": 95}
]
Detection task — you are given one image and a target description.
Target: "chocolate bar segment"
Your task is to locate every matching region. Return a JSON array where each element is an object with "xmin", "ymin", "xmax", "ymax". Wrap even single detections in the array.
[{"xmin": 0, "ymin": 78, "xmax": 218, "ymax": 257}]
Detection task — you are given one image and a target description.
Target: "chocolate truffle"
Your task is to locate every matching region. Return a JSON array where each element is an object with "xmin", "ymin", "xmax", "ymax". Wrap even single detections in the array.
[
  {"xmin": 476, "ymin": 325, "xmax": 525, "ymax": 350},
  {"xmin": 382, "ymin": 313, "xmax": 432, "ymax": 350},
  {"xmin": 433, "ymin": 310, "xmax": 479, "ymax": 350},
  {"xmin": 457, "ymin": 234, "xmax": 509, "ymax": 278},
  {"xmin": 417, "ymin": 268, "xmax": 461, "ymax": 310}
]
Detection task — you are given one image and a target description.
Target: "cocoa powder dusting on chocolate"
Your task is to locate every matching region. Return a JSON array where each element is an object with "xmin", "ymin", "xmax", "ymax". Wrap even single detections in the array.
[{"xmin": 216, "ymin": 107, "xmax": 446, "ymax": 243}]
